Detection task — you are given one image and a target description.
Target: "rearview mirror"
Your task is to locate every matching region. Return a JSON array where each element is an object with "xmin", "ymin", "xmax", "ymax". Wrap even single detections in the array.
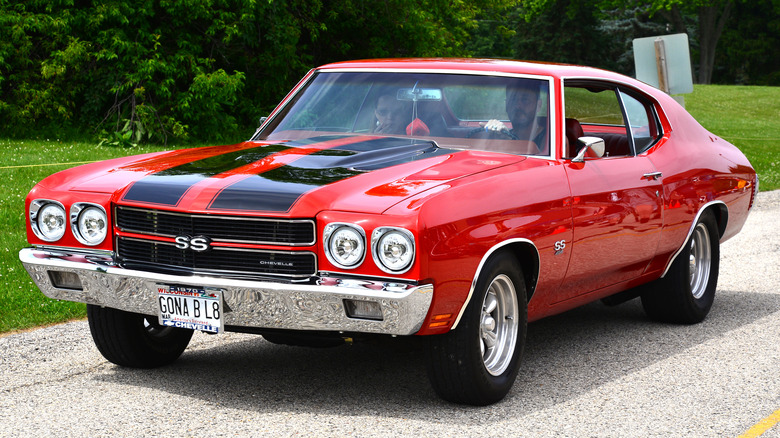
[
  {"xmin": 572, "ymin": 137, "xmax": 606, "ymax": 163},
  {"xmin": 397, "ymin": 88, "xmax": 442, "ymax": 101}
]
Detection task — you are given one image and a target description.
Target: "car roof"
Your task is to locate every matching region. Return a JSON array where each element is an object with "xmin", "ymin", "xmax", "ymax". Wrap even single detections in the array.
[
  {"xmin": 316, "ymin": 58, "xmax": 659, "ymax": 96},
  {"xmin": 320, "ymin": 58, "xmax": 609, "ymax": 79}
]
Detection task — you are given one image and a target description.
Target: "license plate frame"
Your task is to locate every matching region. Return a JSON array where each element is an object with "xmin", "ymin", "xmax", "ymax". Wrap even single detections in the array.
[{"xmin": 156, "ymin": 284, "xmax": 224, "ymax": 333}]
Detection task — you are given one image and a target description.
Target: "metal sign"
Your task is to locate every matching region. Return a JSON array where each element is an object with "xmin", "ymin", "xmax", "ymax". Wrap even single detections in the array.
[{"xmin": 633, "ymin": 33, "xmax": 693, "ymax": 95}]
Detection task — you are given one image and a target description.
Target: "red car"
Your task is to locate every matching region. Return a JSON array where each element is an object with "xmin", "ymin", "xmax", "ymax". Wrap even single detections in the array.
[{"xmin": 20, "ymin": 59, "xmax": 757, "ymax": 405}]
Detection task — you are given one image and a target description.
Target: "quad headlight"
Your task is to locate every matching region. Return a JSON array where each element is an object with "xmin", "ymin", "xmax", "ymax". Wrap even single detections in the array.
[
  {"xmin": 321, "ymin": 223, "xmax": 416, "ymax": 274},
  {"xmin": 30, "ymin": 200, "xmax": 108, "ymax": 245},
  {"xmin": 324, "ymin": 223, "xmax": 366, "ymax": 269},
  {"xmin": 372, "ymin": 227, "xmax": 415, "ymax": 274},
  {"xmin": 71, "ymin": 203, "xmax": 108, "ymax": 246},
  {"xmin": 30, "ymin": 200, "xmax": 67, "ymax": 242}
]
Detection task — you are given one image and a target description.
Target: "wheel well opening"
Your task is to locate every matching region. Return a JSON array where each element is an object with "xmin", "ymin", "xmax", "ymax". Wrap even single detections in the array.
[
  {"xmin": 708, "ymin": 203, "xmax": 729, "ymax": 239},
  {"xmin": 503, "ymin": 242, "xmax": 540, "ymax": 302}
]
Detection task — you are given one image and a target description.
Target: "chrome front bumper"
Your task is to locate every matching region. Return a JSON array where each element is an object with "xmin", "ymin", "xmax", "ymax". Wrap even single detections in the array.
[{"xmin": 19, "ymin": 247, "xmax": 433, "ymax": 336}]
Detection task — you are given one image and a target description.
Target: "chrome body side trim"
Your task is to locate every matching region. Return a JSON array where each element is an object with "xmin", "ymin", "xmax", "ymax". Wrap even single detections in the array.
[
  {"xmin": 661, "ymin": 200, "xmax": 727, "ymax": 278},
  {"xmin": 20, "ymin": 247, "xmax": 433, "ymax": 336}
]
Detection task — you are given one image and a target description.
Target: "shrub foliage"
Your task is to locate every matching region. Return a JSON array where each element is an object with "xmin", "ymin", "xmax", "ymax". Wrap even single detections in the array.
[{"xmin": 0, "ymin": 0, "xmax": 492, "ymax": 143}]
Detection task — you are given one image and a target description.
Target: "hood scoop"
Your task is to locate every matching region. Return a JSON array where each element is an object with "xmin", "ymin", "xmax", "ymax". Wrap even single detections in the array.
[{"xmin": 325, "ymin": 137, "xmax": 450, "ymax": 171}]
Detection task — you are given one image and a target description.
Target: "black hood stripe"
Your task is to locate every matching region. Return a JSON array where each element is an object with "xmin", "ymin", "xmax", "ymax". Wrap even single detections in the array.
[
  {"xmin": 120, "ymin": 136, "xmax": 337, "ymax": 206},
  {"xmin": 208, "ymin": 137, "xmax": 456, "ymax": 212},
  {"xmin": 122, "ymin": 134, "xmax": 456, "ymax": 211}
]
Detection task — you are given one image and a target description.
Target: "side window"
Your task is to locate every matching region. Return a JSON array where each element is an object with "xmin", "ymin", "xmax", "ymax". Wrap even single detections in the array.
[
  {"xmin": 563, "ymin": 84, "xmax": 631, "ymax": 158},
  {"xmin": 564, "ymin": 87, "xmax": 624, "ymax": 125},
  {"xmin": 619, "ymin": 90, "xmax": 661, "ymax": 154}
]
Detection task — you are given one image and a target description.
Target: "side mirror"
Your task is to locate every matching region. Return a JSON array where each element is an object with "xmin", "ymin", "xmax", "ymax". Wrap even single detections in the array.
[
  {"xmin": 572, "ymin": 137, "xmax": 606, "ymax": 163},
  {"xmin": 258, "ymin": 116, "xmax": 268, "ymax": 128}
]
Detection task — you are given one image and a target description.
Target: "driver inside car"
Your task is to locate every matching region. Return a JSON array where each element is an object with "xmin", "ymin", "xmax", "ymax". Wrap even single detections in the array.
[{"xmin": 482, "ymin": 80, "xmax": 547, "ymax": 151}]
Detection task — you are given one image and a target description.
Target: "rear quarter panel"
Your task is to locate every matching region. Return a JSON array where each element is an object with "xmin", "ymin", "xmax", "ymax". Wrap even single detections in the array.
[{"xmin": 643, "ymin": 94, "xmax": 755, "ymax": 275}]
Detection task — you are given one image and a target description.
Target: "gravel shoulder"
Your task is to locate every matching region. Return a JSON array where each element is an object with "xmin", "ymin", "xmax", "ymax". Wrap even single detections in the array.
[{"xmin": 1, "ymin": 191, "xmax": 778, "ymax": 437}]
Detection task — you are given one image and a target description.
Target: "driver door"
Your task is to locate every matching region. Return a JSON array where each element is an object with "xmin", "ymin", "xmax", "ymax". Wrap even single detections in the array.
[{"xmin": 557, "ymin": 83, "xmax": 664, "ymax": 302}]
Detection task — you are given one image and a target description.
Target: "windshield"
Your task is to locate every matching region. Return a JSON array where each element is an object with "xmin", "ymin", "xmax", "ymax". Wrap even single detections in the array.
[{"xmin": 256, "ymin": 72, "xmax": 551, "ymax": 157}]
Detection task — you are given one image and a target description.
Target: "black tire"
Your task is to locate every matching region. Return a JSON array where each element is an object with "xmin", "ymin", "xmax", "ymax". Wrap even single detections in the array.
[
  {"xmin": 641, "ymin": 211, "xmax": 720, "ymax": 324},
  {"xmin": 262, "ymin": 332, "xmax": 345, "ymax": 348},
  {"xmin": 426, "ymin": 252, "xmax": 527, "ymax": 405},
  {"xmin": 87, "ymin": 305, "xmax": 193, "ymax": 368}
]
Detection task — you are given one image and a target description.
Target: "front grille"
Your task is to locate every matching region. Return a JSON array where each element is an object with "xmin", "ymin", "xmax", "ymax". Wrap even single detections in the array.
[
  {"xmin": 115, "ymin": 206, "xmax": 315, "ymax": 246},
  {"xmin": 117, "ymin": 237, "xmax": 316, "ymax": 279}
]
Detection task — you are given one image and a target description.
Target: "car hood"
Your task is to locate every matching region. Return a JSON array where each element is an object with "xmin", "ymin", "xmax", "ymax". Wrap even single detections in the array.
[{"xmin": 52, "ymin": 135, "xmax": 525, "ymax": 216}]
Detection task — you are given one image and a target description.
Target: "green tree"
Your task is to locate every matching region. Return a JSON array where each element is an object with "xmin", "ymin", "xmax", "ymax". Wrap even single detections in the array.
[
  {"xmin": 0, "ymin": 0, "xmax": 500, "ymax": 143},
  {"xmin": 651, "ymin": 0, "xmax": 733, "ymax": 84},
  {"xmin": 517, "ymin": 0, "xmax": 779, "ymax": 84},
  {"xmin": 515, "ymin": 0, "xmax": 620, "ymax": 70},
  {"xmin": 714, "ymin": 0, "xmax": 780, "ymax": 84}
]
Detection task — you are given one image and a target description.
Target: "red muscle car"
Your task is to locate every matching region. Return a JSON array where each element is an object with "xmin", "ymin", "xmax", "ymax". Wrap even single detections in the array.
[{"xmin": 20, "ymin": 59, "xmax": 757, "ymax": 405}]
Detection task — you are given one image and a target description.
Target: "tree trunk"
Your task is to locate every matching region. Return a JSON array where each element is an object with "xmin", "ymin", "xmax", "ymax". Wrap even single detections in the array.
[
  {"xmin": 659, "ymin": 2, "xmax": 734, "ymax": 84},
  {"xmin": 697, "ymin": 2, "xmax": 733, "ymax": 84}
]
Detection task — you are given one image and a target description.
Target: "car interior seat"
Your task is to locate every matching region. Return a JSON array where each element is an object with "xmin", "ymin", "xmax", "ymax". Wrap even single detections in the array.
[{"xmin": 565, "ymin": 118, "xmax": 584, "ymax": 157}]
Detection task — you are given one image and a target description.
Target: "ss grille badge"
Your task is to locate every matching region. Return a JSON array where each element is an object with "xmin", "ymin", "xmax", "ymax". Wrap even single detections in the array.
[{"xmin": 174, "ymin": 235, "xmax": 212, "ymax": 252}]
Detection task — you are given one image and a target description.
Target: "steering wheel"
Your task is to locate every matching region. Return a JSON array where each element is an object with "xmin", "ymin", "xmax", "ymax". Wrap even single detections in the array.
[{"xmin": 466, "ymin": 126, "xmax": 519, "ymax": 140}]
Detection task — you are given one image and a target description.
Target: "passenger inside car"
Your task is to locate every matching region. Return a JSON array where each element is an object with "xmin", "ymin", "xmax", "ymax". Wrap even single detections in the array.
[{"xmin": 371, "ymin": 94, "xmax": 411, "ymax": 135}]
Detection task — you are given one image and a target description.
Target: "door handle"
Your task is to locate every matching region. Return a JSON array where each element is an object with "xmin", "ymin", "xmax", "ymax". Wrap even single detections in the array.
[{"xmin": 642, "ymin": 171, "xmax": 663, "ymax": 180}]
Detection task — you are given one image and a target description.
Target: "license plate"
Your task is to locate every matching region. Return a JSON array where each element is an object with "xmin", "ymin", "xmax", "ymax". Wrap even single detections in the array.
[{"xmin": 157, "ymin": 284, "xmax": 223, "ymax": 333}]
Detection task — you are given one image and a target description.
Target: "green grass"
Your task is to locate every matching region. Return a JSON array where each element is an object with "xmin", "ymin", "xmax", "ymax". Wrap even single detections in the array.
[
  {"xmin": 0, "ymin": 139, "xmax": 182, "ymax": 332},
  {"xmin": 685, "ymin": 84, "xmax": 780, "ymax": 191},
  {"xmin": 1, "ymin": 85, "xmax": 778, "ymax": 333}
]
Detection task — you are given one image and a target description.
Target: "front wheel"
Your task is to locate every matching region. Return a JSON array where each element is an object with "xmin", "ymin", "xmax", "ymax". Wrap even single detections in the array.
[
  {"xmin": 87, "ymin": 305, "xmax": 193, "ymax": 368},
  {"xmin": 426, "ymin": 252, "xmax": 527, "ymax": 405},
  {"xmin": 641, "ymin": 211, "xmax": 720, "ymax": 324}
]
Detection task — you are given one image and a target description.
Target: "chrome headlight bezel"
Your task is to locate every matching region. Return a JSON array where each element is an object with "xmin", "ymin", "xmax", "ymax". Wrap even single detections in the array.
[
  {"xmin": 70, "ymin": 203, "xmax": 108, "ymax": 246},
  {"xmin": 372, "ymin": 227, "xmax": 415, "ymax": 274},
  {"xmin": 30, "ymin": 199, "xmax": 67, "ymax": 242},
  {"xmin": 323, "ymin": 223, "xmax": 367, "ymax": 269}
]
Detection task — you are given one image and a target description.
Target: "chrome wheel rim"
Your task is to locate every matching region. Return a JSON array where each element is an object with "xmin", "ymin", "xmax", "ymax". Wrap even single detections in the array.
[
  {"xmin": 688, "ymin": 223, "xmax": 712, "ymax": 299},
  {"xmin": 480, "ymin": 274, "xmax": 519, "ymax": 376}
]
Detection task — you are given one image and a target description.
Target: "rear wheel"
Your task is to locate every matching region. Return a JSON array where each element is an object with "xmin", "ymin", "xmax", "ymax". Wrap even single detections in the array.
[
  {"xmin": 87, "ymin": 305, "xmax": 193, "ymax": 368},
  {"xmin": 426, "ymin": 252, "xmax": 527, "ymax": 405},
  {"xmin": 641, "ymin": 211, "xmax": 720, "ymax": 323}
]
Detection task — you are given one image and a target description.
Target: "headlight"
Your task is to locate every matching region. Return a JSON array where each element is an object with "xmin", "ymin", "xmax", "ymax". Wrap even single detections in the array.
[
  {"xmin": 324, "ymin": 223, "xmax": 366, "ymax": 269},
  {"xmin": 372, "ymin": 227, "xmax": 415, "ymax": 274},
  {"xmin": 31, "ymin": 200, "xmax": 67, "ymax": 242},
  {"xmin": 71, "ymin": 203, "xmax": 108, "ymax": 246}
]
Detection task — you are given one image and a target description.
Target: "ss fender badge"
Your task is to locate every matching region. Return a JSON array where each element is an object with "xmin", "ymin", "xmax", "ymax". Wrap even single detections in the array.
[
  {"xmin": 554, "ymin": 239, "xmax": 566, "ymax": 255},
  {"xmin": 174, "ymin": 235, "xmax": 212, "ymax": 252}
]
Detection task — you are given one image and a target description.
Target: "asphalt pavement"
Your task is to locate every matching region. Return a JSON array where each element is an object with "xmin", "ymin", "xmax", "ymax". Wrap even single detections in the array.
[{"xmin": 1, "ymin": 190, "xmax": 778, "ymax": 437}]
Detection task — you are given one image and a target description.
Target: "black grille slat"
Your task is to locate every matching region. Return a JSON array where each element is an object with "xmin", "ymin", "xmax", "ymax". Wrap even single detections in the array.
[
  {"xmin": 117, "ymin": 238, "xmax": 316, "ymax": 278},
  {"xmin": 115, "ymin": 206, "xmax": 315, "ymax": 245}
]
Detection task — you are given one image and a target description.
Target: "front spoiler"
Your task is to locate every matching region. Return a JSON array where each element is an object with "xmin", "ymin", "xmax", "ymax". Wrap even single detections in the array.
[{"xmin": 19, "ymin": 247, "xmax": 433, "ymax": 336}]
